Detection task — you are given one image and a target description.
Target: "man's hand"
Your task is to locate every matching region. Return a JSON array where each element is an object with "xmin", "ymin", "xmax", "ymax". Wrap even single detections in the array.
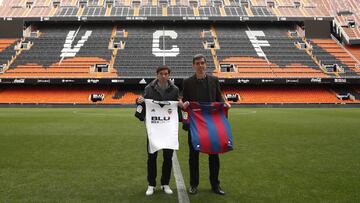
[
  {"xmin": 225, "ymin": 102, "xmax": 231, "ymax": 108},
  {"xmin": 178, "ymin": 100, "xmax": 190, "ymax": 109},
  {"xmin": 137, "ymin": 96, "xmax": 145, "ymax": 104}
]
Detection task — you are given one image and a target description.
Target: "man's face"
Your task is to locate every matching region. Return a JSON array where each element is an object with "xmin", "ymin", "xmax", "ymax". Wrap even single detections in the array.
[
  {"xmin": 192, "ymin": 57, "xmax": 207, "ymax": 74},
  {"xmin": 157, "ymin": 69, "xmax": 170, "ymax": 83}
]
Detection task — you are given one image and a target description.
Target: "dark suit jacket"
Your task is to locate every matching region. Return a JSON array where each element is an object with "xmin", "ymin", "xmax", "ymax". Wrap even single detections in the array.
[
  {"xmin": 144, "ymin": 79, "xmax": 179, "ymax": 101},
  {"xmin": 135, "ymin": 79, "xmax": 181, "ymax": 122},
  {"xmin": 182, "ymin": 74, "xmax": 224, "ymax": 102}
]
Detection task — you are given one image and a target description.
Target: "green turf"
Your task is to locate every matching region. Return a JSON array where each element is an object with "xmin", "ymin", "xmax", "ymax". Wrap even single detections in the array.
[{"xmin": 0, "ymin": 108, "xmax": 359, "ymax": 202}]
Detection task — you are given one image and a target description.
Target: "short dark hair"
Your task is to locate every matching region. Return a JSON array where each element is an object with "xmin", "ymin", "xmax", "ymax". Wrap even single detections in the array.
[
  {"xmin": 192, "ymin": 54, "xmax": 207, "ymax": 64},
  {"xmin": 156, "ymin": 65, "xmax": 171, "ymax": 74}
]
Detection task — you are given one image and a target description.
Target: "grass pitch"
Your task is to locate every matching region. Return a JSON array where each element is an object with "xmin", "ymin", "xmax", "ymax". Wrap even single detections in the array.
[{"xmin": 0, "ymin": 108, "xmax": 359, "ymax": 202}]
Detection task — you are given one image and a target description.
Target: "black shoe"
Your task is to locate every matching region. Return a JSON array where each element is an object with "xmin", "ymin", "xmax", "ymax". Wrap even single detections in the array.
[
  {"xmin": 188, "ymin": 186, "xmax": 197, "ymax": 195},
  {"xmin": 212, "ymin": 186, "xmax": 225, "ymax": 195}
]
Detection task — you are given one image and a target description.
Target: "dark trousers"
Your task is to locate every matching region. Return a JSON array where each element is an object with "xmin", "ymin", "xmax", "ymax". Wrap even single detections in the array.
[
  {"xmin": 147, "ymin": 140, "xmax": 174, "ymax": 186},
  {"xmin": 188, "ymin": 132, "xmax": 220, "ymax": 188}
]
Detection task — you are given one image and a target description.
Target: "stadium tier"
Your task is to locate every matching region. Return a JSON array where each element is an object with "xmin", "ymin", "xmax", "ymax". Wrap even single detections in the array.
[
  {"xmin": 0, "ymin": 39, "xmax": 19, "ymax": 67},
  {"xmin": 345, "ymin": 44, "xmax": 360, "ymax": 61},
  {"xmin": 1, "ymin": 0, "xmax": 360, "ymax": 44},
  {"xmin": 114, "ymin": 24, "xmax": 215, "ymax": 78},
  {"xmin": 223, "ymin": 86, "xmax": 360, "ymax": 104},
  {"xmin": 0, "ymin": 85, "xmax": 359, "ymax": 104},
  {"xmin": 310, "ymin": 39, "xmax": 359, "ymax": 77},
  {"xmin": 3, "ymin": 24, "xmax": 116, "ymax": 78},
  {"xmin": 0, "ymin": 86, "xmax": 142, "ymax": 104},
  {"xmin": 214, "ymin": 23, "xmax": 329, "ymax": 78},
  {"xmin": 1, "ymin": 22, "xmax": 359, "ymax": 79}
]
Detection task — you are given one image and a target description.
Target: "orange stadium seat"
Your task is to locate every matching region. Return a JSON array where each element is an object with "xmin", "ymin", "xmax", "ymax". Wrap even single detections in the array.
[
  {"xmin": 0, "ymin": 86, "xmax": 146, "ymax": 104},
  {"xmin": 0, "ymin": 87, "xmax": 121, "ymax": 104},
  {"xmin": 223, "ymin": 86, "xmax": 355, "ymax": 104},
  {"xmin": 345, "ymin": 45, "xmax": 360, "ymax": 62},
  {"xmin": 310, "ymin": 38, "xmax": 359, "ymax": 76},
  {"xmin": 0, "ymin": 86, "xmax": 357, "ymax": 104},
  {"xmin": 0, "ymin": 39, "xmax": 17, "ymax": 52}
]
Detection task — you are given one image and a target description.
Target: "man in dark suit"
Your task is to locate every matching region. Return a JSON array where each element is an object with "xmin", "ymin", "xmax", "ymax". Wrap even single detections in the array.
[{"xmin": 181, "ymin": 54, "xmax": 229, "ymax": 195}]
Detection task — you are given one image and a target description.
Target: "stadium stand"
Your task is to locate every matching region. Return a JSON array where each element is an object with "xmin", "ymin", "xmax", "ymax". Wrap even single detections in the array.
[
  {"xmin": 109, "ymin": 6, "xmax": 134, "ymax": 16},
  {"xmin": 310, "ymin": 38, "xmax": 359, "ymax": 77},
  {"xmin": 0, "ymin": 86, "xmax": 144, "ymax": 104},
  {"xmin": 0, "ymin": 0, "xmax": 360, "ymax": 105},
  {"xmin": 117, "ymin": 90, "xmax": 143, "ymax": 104},
  {"xmin": 0, "ymin": 0, "xmax": 330, "ymax": 18},
  {"xmin": 213, "ymin": 23, "xmax": 328, "ymax": 78},
  {"xmin": 322, "ymin": 0, "xmax": 360, "ymax": 44},
  {"xmin": 331, "ymin": 86, "xmax": 360, "ymax": 101},
  {"xmin": 0, "ymin": 0, "xmax": 359, "ymax": 38},
  {"xmin": 0, "ymin": 39, "xmax": 18, "ymax": 70},
  {"xmin": 1, "ymin": 85, "xmax": 358, "ymax": 104},
  {"xmin": 345, "ymin": 45, "xmax": 360, "ymax": 61},
  {"xmin": 113, "ymin": 23, "xmax": 214, "ymax": 78},
  {"xmin": 0, "ymin": 0, "xmax": 352, "ymax": 18},
  {"xmin": 55, "ymin": 7, "xmax": 79, "ymax": 17},
  {"xmin": 223, "ymin": 86, "xmax": 359, "ymax": 104},
  {"xmin": 2, "ymin": 23, "xmax": 116, "ymax": 78}
]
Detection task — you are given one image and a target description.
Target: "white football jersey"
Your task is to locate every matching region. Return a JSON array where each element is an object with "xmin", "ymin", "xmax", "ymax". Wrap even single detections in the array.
[{"xmin": 145, "ymin": 99, "xmax": 179, "ymax": 154}]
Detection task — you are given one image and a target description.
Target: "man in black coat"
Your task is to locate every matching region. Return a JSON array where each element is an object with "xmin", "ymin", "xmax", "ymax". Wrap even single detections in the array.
[
  {"xmin": 181, "ymin": 54, "xmax": 229, "ymax": 195},
  {"xmin": 136, "ymin": 65, "xmax": 182, "ymax": 196}
]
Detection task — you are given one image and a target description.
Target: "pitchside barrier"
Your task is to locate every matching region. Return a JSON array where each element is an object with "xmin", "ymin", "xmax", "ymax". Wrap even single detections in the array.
[{"xmin": 0, "ymin": 77, "xmax": 359, "ymax": 85}]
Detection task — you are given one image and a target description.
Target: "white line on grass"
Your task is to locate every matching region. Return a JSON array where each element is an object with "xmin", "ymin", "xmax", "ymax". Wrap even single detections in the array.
[
  {"xmin": 172, "ymin": 152, "xmax": 190, "ymax": 203},
  {"xmin": 231, "ymin": 110, "xmax": 257, "ymax": 115},
  {"xmin": 72, "ymin": 111, "xmax": 130, "ymax": 117}
]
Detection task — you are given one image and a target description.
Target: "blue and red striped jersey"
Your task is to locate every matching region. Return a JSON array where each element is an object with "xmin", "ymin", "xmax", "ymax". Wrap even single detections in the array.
[{"xmin": 183, "ymin": 102, "xmax": 233, "ymax": 154}]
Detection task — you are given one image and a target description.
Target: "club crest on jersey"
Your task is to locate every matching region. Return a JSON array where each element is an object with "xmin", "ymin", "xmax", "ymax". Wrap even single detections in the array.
[
  {"xmin": 168, "ymin": 108, "xmax": 172, "ymax": 114},
  {"xmin": 136, "ymin": 105, "xmax": 143, "ymax": 113},
  {"xmin": 182, "ymin": 111, "xmax": 188, "ymax": 120},
  {"xmin": 151, "ymin": 108, "xmax": 155, "ymax": 112}
]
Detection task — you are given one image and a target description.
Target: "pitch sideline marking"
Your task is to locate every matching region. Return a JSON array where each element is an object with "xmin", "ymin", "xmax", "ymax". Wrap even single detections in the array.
[
  {"xmin": 231, "ymin": 110, "xmax": 257, "ymax": 115},
  {"xmin": 72, "ymin": 111, "xmax": 130, "ymax": 117},
  {"xmin": 172, "ymin": 152, "xmax": 190, "ymax": 203}
]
